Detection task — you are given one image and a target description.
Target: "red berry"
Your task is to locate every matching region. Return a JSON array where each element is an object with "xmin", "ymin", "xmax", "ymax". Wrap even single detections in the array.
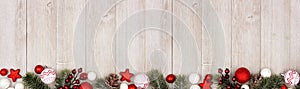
[
  {"xmin": 72, "ymin": 69, "xmax": 76, "ymax": 74},
  {"xmin": 34, "ymin": 65, "xmax": 44, "ymax": 74},
  {"xmin": 65, "ymin": 79, "xmax": 70, "ymax": 83},
  {"xmin": 235, "ymin": 83, "xmax": 241, "ymax": 88},
  {"xmin": 68, "ymin": 74, "xmax": 73, "ymax": 79},
  {"xmin": 78, "ymin": 68, "xmax": 82, "ymax": 73},
  {"xmin": 64, "ymin": 85, "xmax": 69, "ymax": 89},
  {"xmin": 226, "ymin": 85, "xmax": 231, "ymax": 89},
  {"xmin": 218, "ymin": 81, "xmax": 223, "ymax": 85},
  {"xmin": 75, "ymin": 79, "xmax": 80, "ymax": 84},
  {"xmin": 57, "ymin": 86, "xmax": 63, "ymax": 89},
  {"xmin": 232, "ymin": 76, "xmax": 236, "ymax": 81},
  {"xmin": 225, "ymin": 68, "xmax": 230, "ymax": 74},
  {"xmin": 73, "ymin": 85, "xmax": 78, "ymax": 89},
  {"xmin": 225, "ymin": 74, "xmax": 229, "ymax": 79},
  {"xmin": 218, "ymin": 68, "xmax": 223, "ymax": 73}
]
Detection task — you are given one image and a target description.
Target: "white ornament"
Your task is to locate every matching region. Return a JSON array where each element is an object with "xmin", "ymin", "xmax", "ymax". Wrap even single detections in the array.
[
  {"xmin": 15, "ymin": 83, "xmax": 24, "ymax": 89},
  {"xmin": 7, "ymin": 87, "xmax": 14, "ymax": 89},
  {"xmin": 40, "ymin": 68, "xmax": 56, "ymax": 84},
  {"xmin": 189, "ymin": 73, "xmax": 200, "ymax": 84},
  {"xmin": 119, "ymin": 82, "xmax": 128, "ymax": 89},
  {"xmin": 241, "ymin": 84, "xmax": 249, "ymax": 89},
  {"xmin": 133, "ymin": 73, "xmax": 149, "ymax": 89},
  {"xmin": 284, "ymin": 70, "xmax": 300, "ymax": 86},
  {"xmin": 190, "ymin": 85, "xmax": 200, "ymax": 89},
  {"xmin": 0, "ymin": 78, "xmax": 10, "ymax": 89},
  {"xmin": 87, "ymin": 72, "xmax": 97, "ymax": 81},
  {"xmin": 260, "ymin": 68, "xmax": 272, "ymax": 78}
]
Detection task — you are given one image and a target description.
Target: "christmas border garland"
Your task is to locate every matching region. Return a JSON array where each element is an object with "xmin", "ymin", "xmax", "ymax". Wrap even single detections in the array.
[{"xmin": 1, "ymin": 65, "xmax": 300, "ymax": 89}]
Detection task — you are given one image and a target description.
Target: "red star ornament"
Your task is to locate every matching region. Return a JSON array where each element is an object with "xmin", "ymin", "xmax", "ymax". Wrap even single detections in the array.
[
  {"xmin": 199, "ymin": 74, "xmax": 213, "ymax": 89},
  {"xmin": 8, "ymin": 69, "xmax": 22, "ymax": 82},
  {"xmin": 120, "ymin": 69, "xmax": 134, "ymax": 82}
]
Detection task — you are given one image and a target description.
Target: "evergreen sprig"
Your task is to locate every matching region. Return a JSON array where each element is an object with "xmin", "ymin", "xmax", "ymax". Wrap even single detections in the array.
[
  {"xmin": 23, "ymin": 72, "xmax": 51, "ymax": 89},
  {"xmin": 55, "ymin": 69, "xmax": 71, "ymax": 87},
  {"xmin": 174, "ymin": 75, "xmax": 189, "ymax": 89},
  {"xmin": 252, "ymin": 75, "xmax": 284, "ymax": 89},
  {"xmin": 146, "ymin": 69, "xmax": 168, "ymax": 89},
  {"xmin": 94, "ymin": 78, "xmax": 111, "ymax": 89}
]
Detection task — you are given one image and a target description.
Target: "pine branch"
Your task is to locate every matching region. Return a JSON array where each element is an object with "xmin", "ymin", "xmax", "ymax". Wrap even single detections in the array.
[
  {"xmin": 253, "ymin": 75, "xmax": 284, "ymax": 89},
  {"xmin": 23, "ymin": 72, "xmax": 51, "ymax": 89},
  {"xmin": 146, "ymin": 69, "xmax": 168, "ymax": 89},
  {"xmin": 174, "ymin": 75, "xmax": 189, "ymax": 89},
  {"xmin": 55, "ymin": 69, "xmax": 71, "ymax": 87},
  {"xmin": 94, "ymin": 78, "xmax": 110, "ymax": 89}
]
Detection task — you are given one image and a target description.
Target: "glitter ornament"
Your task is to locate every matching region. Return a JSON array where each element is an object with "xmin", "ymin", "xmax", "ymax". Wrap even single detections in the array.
[
  {"xmin": 284, "ymin": 70, "xmax": 300, "ymax": 86},
  {"xmin": 40, "ymin": 68, "xmax": 56, "ymax": 84},
  {"xmin": 133, "ymin": 73, "xmax": 149, "ymax": 89}
]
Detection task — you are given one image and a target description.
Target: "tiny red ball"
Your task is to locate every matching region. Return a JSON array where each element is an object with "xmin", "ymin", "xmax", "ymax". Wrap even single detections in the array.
[
  {"xmin": 72, "ymin": 69, "xmax": 76, "ymax": 74},
  {"xmin": 73, "ymin": 85, "xmax": 78, "ymax": 89},
  {"xmin": 225, "ymin": 68, "xmax": 230, "ymax": 74},
  {"xmin": 75, "ymin": 79, "xmax": 80, "ymax": 84},
  {"xmin": 78, "ymin": 68, "xmax": 82, "ymax": 73},
  {"xmin": 225, "ymin": 74, "xmax": 230, "ymax": 79},
  {"xmin": 232, "ymin": 76, "xmax": 236, "ymax": 81},
  {"xmin": 218, "ymin": 68, "xmax": 223, "ymax": 73},
  {"xmin": 281, "ymin": 84, "xmax": 287, "ymax": 89},
  {"xmin": 79, "ymin": 73, "xmax": 88, "ymax": 80},
  {"xmin": 226, "ymin": 85, "xmax": 231, "ymax": 89},
  {"xmin": 64, "ymin": 85, "xmax": 69, "ymax": 89},
  {"xmin": 34, "ymin": 65, "xmax": 44, "ymax": 74},
  {"xmin": 68, "ymin": 74, "xmax": 73, "ymax": 79},
  {"xmin": 65, "ymin": 79, "xmax": 70, "ymax": 83},
  {"xmin": 128, "ymin": 84, "xmax": 137, "ymax": 89},
  {"xmin": 57, "ymin": 86, "xmax": 63, "ymax": 89},
  {"xmin": 0, "ymin": 68, "xmax": 8, "ymax": 76},
  {"xmin": 218, "ymin": 81, "xmax": 223, "ymax": 85},
  {"xmin": 166, "ymin": 74, "xmax": 176, "ymax": 83}
]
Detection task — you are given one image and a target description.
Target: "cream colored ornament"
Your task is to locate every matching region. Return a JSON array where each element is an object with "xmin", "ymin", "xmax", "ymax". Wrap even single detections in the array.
[
  {"xmin": 119, "ymin": 82, "xmax": 128, "ymax": 89},
  {"xmin": 0, "ymin": 78, "xmax": 10, "ymax": 89},
  {"xmin": 87, "ymin": 72, "xmax": 97, "ymax": 81},
  {"xmin": 189, "ymin": 73, "xmax": 200, "ymax": 84},
  {"xmin": 260, "ymin": 68, "xmax": 271, "ymax": 78},
  {"xmin": 133, "ymin": 73, "xmax": 149, "ymax": 89},
  {"xmin": 241, "ymin": 84, "xmax": 249, "ymax": 89},
  {"xmin": 7, "ymin": 87, "xmax": 14, "ymax": 89},
  {"xmin": 284, "ymin": 70, "xmax": 300, "ymax": 86},
  {"xmin": 190, "ymin": 85, "xmax": 200, "ymax": 89},
  {"xmin": 15, "ymin": 83, "xmax": 24, "ymax": 89}
]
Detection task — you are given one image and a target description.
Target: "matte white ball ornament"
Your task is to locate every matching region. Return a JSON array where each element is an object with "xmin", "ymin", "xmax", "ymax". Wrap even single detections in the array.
[
  {"xmin": 87, "ymin": 72, "xmax": 97, "ymax": 81},
  {"xmin": 260, "ymin": 68, "xmax": 271, "ymax": 78},
  {"xmin": 119, "ymin": 82, "xmax": 128, "ymax": 89},
  {"xmin": 189, "ymin": 73, "xmax": 200, "ymax": 84},
  {"xmin": 241, "ymin": 84, "xmax": 249, "ymax": 89},
  {"xmin": 190, "ymin": 85, "xmax": 200, "ymax": 89},
  {"xmin": 15, "ymin": 83, "xmax": 24, "ymax": 89},
  {"xmin": 0, "ymin": 78, "xmax": 10, "ymax": 89}
]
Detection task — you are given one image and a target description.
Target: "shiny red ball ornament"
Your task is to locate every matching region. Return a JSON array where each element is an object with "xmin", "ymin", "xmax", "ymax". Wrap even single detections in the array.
[
  {"xmin": 166, "ymin": 74, "xmax": 176, "ymax": 83},
  {"xmin": 34, "ymin": 65, "xmax": 44, "ymax": 74},
  {"xmin": 235, "ymin": 67, "xmax": 250, "ymax": 83},
  {"xmin": 79, "ymin": 73, "xmax": 88, "ymax": 80},
  {"xmin": 0, "ymin": 68, "xmax": 8, "ymax": 76},
  {"xmin": 128, "ymin": 84, "xmax": 137, "ymax": 89},
  {"xmin": 79, "ymin": 82, "xmax": 93, "ymax": 89},
  {"xmin": 281, "ymin": 84, "xmax": 287, "ymax": 89}
]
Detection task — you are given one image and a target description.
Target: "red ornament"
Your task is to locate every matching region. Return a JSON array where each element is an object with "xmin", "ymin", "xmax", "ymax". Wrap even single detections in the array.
[
  {"xmin": 166, "ymin": 74, "xmax": 176, "ymax": 83},
  {"xmin": 7, "ymin": 69, "xmax": 22, "ymax": 82},
  {"xmin": 79, "ymin": 73, "xmax": 88, "ymax": 80},
  {"xmin": 79, "ymin": 82, "xmax": 93, "ymax": 89},
  {"xmin": 0, "ymin": 68, "xmax": 8, "ymax": 76},
  {"xmin": 281, "ymin": 84, "xmax": 287, "ymax": 89},
  {"xmin": 72, "ymin": 69, "xmax": 77, "ymax": 74},
  {"xmin": 225, "ymin": 68, "xmax": 230, "ymax": 74},
  {"xmin": 235, "ymin": 67, "xmax": 250, "ymax": 83},
  {"xmin": 64, "ymin": 85, "xmax": 70, "ymax": 89},
  {"xmin": 199, "ymin": 74, "xmax": 213, "ymax": 89},
  {"xmin": 34, "ymin": 65, "xmax": 44, "ymax": 74},
  {"xmin": 128, "ymin": 84, "xmax": 137, "ymax": 89},
  {"xmin": 78, "ymin": 68, "xmax": 83, "ymax": 73},
  {"xmin": 120, "ymin": 69, "xmax": 134, "ymax": 82}
]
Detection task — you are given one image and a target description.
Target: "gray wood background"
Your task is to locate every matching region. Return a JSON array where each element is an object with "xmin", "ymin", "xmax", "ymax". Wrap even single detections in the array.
[{"xmin": 0, "ymin": 0, "xmax": 300, "ymax": 80}]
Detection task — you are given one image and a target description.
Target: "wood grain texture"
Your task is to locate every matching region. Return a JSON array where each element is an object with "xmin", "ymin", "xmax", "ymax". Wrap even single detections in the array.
[
  {"xmin": 291, "ymin": 0, "xmax": 300, "ymax": 72},
  {"xmin": 0, "ymin": 0, "xmax": 26, "ymax": 75},
  {"xmin": 261, "ymin": 0, "xmax": 291, "ymax": 74},
  {"xmin": 27, "ymin": 0, "xmax": 57, "ymax": 71},
  {"xmin": 232, "ymin": 0, "xmax": 261, "ymax": 73},
  {"xmin": 57, "ymin": 0, "xmax": 86, "ymax": 70},
  {"xmin": 173, "ymin": 0, "xmax": 202, "ymax": 75}
]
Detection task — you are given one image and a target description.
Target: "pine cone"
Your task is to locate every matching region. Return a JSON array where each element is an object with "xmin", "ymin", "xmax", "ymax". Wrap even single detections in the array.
[
  {"xmin": 105, "ymin": 73, "xmax": 120, "ymax": 88},
  {"xmin": 251, "ymin": 74, "xmax": 263, "ymax": 88}
]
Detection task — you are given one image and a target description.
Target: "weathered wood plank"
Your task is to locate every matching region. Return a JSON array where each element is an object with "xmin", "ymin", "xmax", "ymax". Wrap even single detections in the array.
[
  {"xmin": 291, "ymin": 0, "xmax": 300, "ymax": 71},
  {"xmin": 0, "ymin": 0, "xmax": 26, "ymax": 75},
  {"xmin": 232, "ymin": 0, "xmax": 261, "ymax": 73},
  {"xmin": 261, "ymin": 0, "xmax": 291, "ymax": 74},
  {"xmin": 27, "ymin": 0, "xmax": 57, "ymax": 71}
]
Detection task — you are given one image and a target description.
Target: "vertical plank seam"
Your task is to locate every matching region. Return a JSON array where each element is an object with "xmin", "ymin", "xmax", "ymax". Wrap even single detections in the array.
[
  {"xmin": 25, "ymin": 0, "xmax": 28, "ymax": 73},
  {"xmin": 230, "ymin": 0, "xmax": 233, "ymax": 70},
  {"xmin": 56, "ymin": 0, "xmax": 59, "ymax": 71},
  {"xmin": 259, "ymin": 0, "xmax": 262, "ymax": 70},
  {"xmin": 288, "ymin": 0, "xmax": 292, "ymax": 69},
  {"xmin": 171, "ymin": 0, "xmax": 174, "ymax": 74}
]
